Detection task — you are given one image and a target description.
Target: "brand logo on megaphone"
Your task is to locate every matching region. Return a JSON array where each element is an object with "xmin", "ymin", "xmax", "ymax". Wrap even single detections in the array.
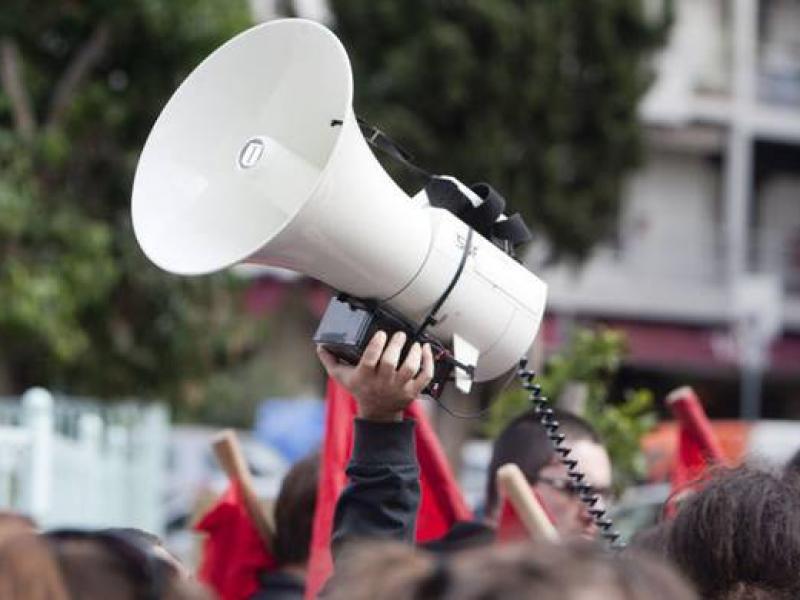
[{"xmin": 238, "ymin": 137, "xmax": 266, "ymax": 169}]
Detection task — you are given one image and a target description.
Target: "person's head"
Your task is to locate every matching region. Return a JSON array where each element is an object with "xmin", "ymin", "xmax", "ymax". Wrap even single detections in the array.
[
  {"xmin": 328, "ymin": 539, "xmax": 696, "ymax": 600},
  {"xmin": 0, "ymin": 517, "xmax": 210, "ymax": 600},
  {"xmin": 272, "ymin": 451, "xmax": 320, "ymax": 570},
  {"xmin": 667, "ymin": 466, "xmax": 800, "ymax": 600},
  {"xmin": 102, "ymin": 528, "xmax": 189, "ymax": 579},
  {"xmin": 327, "ymin": 541, "xmax": 436, "ymax": 600},
  {"xmin": 47, "ymin": 530, "xmax": 213, "ymax": 600},
  {"xmin": 485, "ymin": 407, "xmax": 612, "ymax": 538},
  {"xmin": 625, "ymin": 522, "xmax": 672, "ymax": 560},
  {"xmin": 447, "ymin": 540, "xmax": 696, "ymax": 600}
]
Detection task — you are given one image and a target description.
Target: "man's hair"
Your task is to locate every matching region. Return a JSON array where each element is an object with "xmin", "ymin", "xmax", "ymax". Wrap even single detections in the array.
[
  {"xmin": 448, "ymin": 540, "xmax": 696, "ymax": 600},
  {"xmin": 53, "ymin": 536, "xmax": 211, "ymax": 600},
  {"xmin": 272, "ymin": 451, "xmax": 320, "ymax": 567},
  {"xmin": 626, "ymin": 522, "xmax": 672, "ymax": 559},
  {"xmin": 0, "ymin": 515, "xmax": 209, "ymax": 600},
  {"xmin": 667, "ymin": 466, "xmax": 800, "ymax": 600},
  {"xmin": 327, "ymin": 541, "xmax": 435, "ymax": 600},
  {"xmin": 328, "ymin": 539, "xmax": 696, "ymax": 600},
  {"xmin": 485, "ymin": 407, "xmax": 601, "ymax": 514}
]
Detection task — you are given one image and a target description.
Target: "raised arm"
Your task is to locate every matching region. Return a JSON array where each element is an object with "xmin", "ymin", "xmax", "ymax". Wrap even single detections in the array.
[{"xmin": 317, "ymin": 331, "xmax": 434, "ymax": 556}]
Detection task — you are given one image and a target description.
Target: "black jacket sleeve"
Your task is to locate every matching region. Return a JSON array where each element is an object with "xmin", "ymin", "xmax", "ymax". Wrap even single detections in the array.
[{"xmin": 331, "ymin": 418, "xmax": 420, "ymax": 559}]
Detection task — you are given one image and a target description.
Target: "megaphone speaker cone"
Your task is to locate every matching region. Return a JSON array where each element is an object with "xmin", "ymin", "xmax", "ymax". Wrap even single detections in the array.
[{"xmin": 132, "ymin": 19, "xmax": 354, "ymax": 276}]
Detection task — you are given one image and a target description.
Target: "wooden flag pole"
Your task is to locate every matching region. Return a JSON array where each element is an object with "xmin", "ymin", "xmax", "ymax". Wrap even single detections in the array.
[
  {"xmin": 212, "ymin": 429, "xmax": 274, "ymax": 544},
  {"xmin": 496, "ymin": 463, "xmax": 560, "ymax": 543}
]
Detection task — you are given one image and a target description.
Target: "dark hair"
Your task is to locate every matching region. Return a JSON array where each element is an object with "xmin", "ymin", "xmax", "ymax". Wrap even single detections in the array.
[
  {"xmin": 272, "ymin": 451, "xmax": 320, "ymax": 567},
  {"xmin": 447, "ymin": 540, "xmax": 696, "ymax": 600},
  {"xmin": 626, "ymin": 522, "xmax": 672, "ymax": 560},
  {"xmin": 102, "ymin": 528, "xmax": 162, "ymax": 548},
  {"xmin": 485, "ymin": 407, "xmax": 601, "ymax": 514},
  {"xmin": 328, "ymin": 539, "xmax": 696, "ymax": 600},
  {"xmin": 51, "ymin": 534, "xmax": 212, "ymax": 600},
  {"xmin": 0, "ymin": 516, "xmax": 209, "ymax": 600},
  {"xmin": 786, "ymin": 448, "xmax": 800, "ymax": 477},
  {"xmin": 667, "ymin": 466, "xmax": 800, "ymax": 599},
  {"xmin": 327, "ymin": 541, "xmax": 436, "ymax": 600}
]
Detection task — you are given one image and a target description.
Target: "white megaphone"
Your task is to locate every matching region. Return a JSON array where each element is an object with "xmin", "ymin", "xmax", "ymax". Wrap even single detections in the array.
[{"xmin": 132, "ymin": 18, "xmax": 547, "ymax": 394}]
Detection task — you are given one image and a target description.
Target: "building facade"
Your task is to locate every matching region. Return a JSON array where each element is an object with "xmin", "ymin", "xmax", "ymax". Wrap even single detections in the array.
[{"xmin": 538, "ymin": 0, "xmax": 800, "ymax": 418}]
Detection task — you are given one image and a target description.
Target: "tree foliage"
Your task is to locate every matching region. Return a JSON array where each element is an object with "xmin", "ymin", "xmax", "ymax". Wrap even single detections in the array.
[
  {"xmin": 0, "ymin": 1, "xmax": 257, "ymax": 401},
  {"xmin": 487, "ymin": 328, "xmax": 657, "ymax": 489},
  {"xmin": 330, "ymin": 0, "xmax": 671, "ymax": 261}
]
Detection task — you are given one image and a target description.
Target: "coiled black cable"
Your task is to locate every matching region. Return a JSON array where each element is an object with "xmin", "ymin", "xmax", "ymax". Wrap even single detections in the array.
[{"xmin": 517, "ymin": 359, "xmax": 625, "ymax": 549}]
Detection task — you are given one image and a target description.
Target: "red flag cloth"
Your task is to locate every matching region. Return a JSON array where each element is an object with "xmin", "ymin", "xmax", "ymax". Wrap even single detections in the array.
[
  {"xmin": 495, "ymin": 488, "xmax": 556, "ymax": 543},
  {"xmin": 411, "ymin": 397, "xmax": 475, "ymax": 542},
  {"xmin": 305, "ymin": 378, "xmax": 473, "ymax": 599},
  {"xmin": 667, "ymin": 387, "xmax": 727, "ymax": 512},
  {"xmin": 195, "ymin": 482, "xmax": 277, "ymax": 600}
]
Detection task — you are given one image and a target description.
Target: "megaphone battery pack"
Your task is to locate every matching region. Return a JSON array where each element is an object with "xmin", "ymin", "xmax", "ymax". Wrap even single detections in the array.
[
  {"xmin": 313, "ymin": 295, "xmax": 452, "ymax": 396},
  {"xmin": 313, "ymin": 296, "xmax": 380, "ymax": 365}
]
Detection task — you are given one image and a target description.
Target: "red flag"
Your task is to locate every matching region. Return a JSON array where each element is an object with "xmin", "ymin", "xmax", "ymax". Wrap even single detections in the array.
[
  {"xmin": 305, "ymin": 378, "xmax": 473, "ymax": 599},
  {"xmin": 195, "ymin": 482, "xmax": 277, "ymax": 600},
  {"xmin": 411, "ymin": 397, "xmax": 474, "ymax": 542},
  {"xmin": 667, "ymin": 386, "xmax": 727, "ymax": 510}
]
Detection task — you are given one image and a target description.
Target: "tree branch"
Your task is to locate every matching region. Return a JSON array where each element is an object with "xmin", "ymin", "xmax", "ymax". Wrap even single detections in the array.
[
  {"xmin": 0, "ymin": 37, "xmax": 36, "ymax": 141},
  {"xmin": 46, "ymin": 21, "xmax": 111, "ymax": 129}
]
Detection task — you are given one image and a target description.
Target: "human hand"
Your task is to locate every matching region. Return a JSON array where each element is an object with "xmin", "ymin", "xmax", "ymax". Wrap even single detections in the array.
[{"xmin": 317, "ymin": 330, "xmax": 434, "ymax": 422}]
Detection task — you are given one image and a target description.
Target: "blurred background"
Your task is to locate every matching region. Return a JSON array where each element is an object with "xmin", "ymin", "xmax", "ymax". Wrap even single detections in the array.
[{"xmin": 1, "ymin": 0, "xmax": 798, "ymax": 562}]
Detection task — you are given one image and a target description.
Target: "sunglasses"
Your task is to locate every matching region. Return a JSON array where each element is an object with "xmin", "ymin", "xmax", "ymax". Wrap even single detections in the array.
[{"xmin": 537, "ymin": 476, "xmax": 616, "ymax": 505}]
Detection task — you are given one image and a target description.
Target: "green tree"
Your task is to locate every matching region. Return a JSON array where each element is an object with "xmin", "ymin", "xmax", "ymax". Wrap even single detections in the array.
[
  {"xmin": 0, "ymin": 2, "xmax": 258, "ymax": 403},
  {"xmin": 330, "ymin": 0, "xmax": 671, "ymax": 261},
  {"xmin": 487, "ymin": 327, "xmax": 656, "ymax": 489}
]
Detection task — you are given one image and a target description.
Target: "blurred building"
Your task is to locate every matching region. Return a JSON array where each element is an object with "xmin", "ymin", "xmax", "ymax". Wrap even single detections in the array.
[{"xmin": 539, "ymin": 0, "xmax": 800, "ymax": 418}]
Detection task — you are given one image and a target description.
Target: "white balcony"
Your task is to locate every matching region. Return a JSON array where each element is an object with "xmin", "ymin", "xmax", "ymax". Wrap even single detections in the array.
[
  {"xmin": 535, "ymin": 149, "xmax": 800, "ymax": 330},
  {"xmin": 642, "ymin": 0, "xmax": 800, "ymax": 143}
]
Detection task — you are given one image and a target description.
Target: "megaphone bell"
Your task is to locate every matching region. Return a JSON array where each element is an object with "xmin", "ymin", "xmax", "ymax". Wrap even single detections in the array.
[{"xmin": 132, "ymin": 18, "xmax": 547, "ymax": 394}]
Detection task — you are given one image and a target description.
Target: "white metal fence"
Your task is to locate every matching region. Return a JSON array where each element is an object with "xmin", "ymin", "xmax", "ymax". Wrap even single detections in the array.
[{"xmin": 0, "ymin": 388, "xmax": 168, "ymax": 535}]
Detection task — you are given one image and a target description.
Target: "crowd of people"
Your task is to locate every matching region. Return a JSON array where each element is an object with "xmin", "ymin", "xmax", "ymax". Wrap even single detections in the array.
[{"xmin": 2, "ymin": 329, "xmax": 800, "ymax": 599}]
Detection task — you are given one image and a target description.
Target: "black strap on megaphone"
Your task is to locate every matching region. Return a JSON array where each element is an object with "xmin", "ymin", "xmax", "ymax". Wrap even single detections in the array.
[
  {"xmin": 424, "ymin": 177, "xmax": 533, "ymax": 256},
  {"xmin": 332, "ymin": 117, "xmax": 433, "ymax": 180},
  {"xmin": 333, "ymin": 117, "xmax": 533, "ymax": 256},
  {"xmin": 355, "ymin": 117, "xmax": 433, "ymax": 180}
]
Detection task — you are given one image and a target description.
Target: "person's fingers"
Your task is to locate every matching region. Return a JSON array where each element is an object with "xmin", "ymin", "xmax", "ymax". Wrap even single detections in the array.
[
  {"xmin": 396, "ymin": 342, "xmax": 421, "ymax": 384},
  {"xmin": 357, "ymin": 330, "xmax": 387, "ymax": 373},
  {"xmin": 317, "ymin": 346, "xmax": 351, "ymax": 381},
  {"xmin": 410, "ymin": 343, "xmax": 435, "ymax": 395},
  {"xmin": 379, "ymin": 331, "xmax": 407, "ymax": 377}
]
